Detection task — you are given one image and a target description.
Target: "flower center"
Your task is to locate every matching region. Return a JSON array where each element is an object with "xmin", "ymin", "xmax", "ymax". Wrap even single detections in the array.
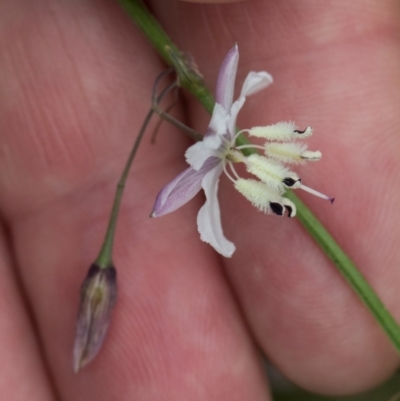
[{"xmin": 218, "ymin": 122, "xmax": 333, "ymax": 217}]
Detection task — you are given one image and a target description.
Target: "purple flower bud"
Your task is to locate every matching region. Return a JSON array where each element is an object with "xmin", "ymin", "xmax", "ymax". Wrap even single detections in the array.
[{"xmin": 73, "ymin": 264, "xmax": 117, "ymax": 372}]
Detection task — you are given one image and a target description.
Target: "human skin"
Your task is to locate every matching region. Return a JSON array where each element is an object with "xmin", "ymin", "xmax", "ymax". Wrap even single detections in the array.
[{"xmin": 0, "ymin": 0, "xmax": 399, "ymax": 400}]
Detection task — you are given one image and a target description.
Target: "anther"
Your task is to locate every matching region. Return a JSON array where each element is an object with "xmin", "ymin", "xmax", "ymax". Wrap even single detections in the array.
[
  {"xmin": 294, "ymin": 126, "xmax": 313, "ymax": 137},
  {"xmin": 270, "ymin": 202, "xmax": 284, "ymax": 216},
  {"xmin": 283, "ymin": 177, "xmax": 301, "ymax": 188}
]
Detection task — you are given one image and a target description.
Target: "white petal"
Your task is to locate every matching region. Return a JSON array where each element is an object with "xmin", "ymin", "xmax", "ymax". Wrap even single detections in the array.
[
  {"xmin": 240, "ymin": 71, "xmax": 273, "ymax": 98},
  {"xmin": 185, "ymin": 141, "xmax": 221, "ymax": 171},
  {"xmin": 215, "ymin": 44, "xmax": 239, "ymax": 111},
  {"xmin": 203, "ymin": 103, "xmax": 229, "ymax": 149},
  {"xmin": 197, "ymin": 164, "xmax": 236, "ymax": 257},
  {"xmin": 227, "ymin": 96, "xmax": 246, "ymax": 140}
]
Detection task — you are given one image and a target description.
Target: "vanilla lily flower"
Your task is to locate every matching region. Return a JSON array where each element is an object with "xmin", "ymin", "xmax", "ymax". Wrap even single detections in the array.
[{"xmin": 151, "ymin": 45, "xmax": 332, "ymax": 257}]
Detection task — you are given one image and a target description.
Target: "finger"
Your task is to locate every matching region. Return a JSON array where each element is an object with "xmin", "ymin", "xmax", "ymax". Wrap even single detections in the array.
[
  {"xmin": 0, "ymin": 1, "xmax": 270, "ymax": 400},
  {"xmin": 0, "ymin": 227, "xmax": 56, "ymax": 400},
  {"xmin": 180, "ymin": 0, "xmax": 245, "ymax": 4},
  {"xmin": 150, "ymin": 0, "xmax": 400, "ymax": 394}
]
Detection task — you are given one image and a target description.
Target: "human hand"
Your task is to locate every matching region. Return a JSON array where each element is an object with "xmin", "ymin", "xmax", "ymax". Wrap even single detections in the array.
[{"xmin": 0, "ymin": 1, "xmax": 399, "ymax": 400}]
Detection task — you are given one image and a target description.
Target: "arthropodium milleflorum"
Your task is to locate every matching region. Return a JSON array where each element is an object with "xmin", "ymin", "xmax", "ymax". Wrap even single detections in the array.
[
  {"xmin": 73, "ymin": 264, "xmax": 117, "ymax": 372},
  {"xmin": 73, "ymin": 43, "xmax": 332, "ymax": 371},
  {"xmin": 72, "ymin": 87, "xmax": 165, "ymax": 372},
  {"xmin": 151, "ymin": 44, "xmax": 333, "ymax": 257}
]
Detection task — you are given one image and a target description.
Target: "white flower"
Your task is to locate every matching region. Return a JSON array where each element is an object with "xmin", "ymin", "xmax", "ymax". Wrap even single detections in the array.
[{"xmin": 151, "ymin": 45, "xmax": 332, "ymax": 257}]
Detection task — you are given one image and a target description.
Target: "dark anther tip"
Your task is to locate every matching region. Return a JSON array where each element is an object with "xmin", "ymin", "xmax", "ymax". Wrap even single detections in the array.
[
  {"xmin": 284, "ymin": 205, "xmax": 294, "ymax": 218},
  {"xmin": 294, "ymin": 127, "xmax": 309, "ymax": 134},
  {"xmin": 270, "ymin": 202, "xmax": 284, "ymax": 216},
  {"xmin": 283, "ymin": 177, "xmax": 299, "ymax": 187}
]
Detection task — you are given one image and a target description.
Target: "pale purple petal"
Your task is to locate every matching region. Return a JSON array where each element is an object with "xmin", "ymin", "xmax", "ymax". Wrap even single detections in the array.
[
  {"xmin": 73, "ymin": 264, "xmax": 117, "ymax": 372},
  {"xmin": 197, "ymin": 164, "xmax": 236, "ymax": 257},
  {"xmin": 215, "ymin": 44, "xmax": 239, "ymax": 111},
  {"xmin": 185, "ymin": 141, "xmax": 221, "ymax": 171},
  {"xmin": 151, "ymin": 158, "xmax": 220, "ymax": 217},
  {"xmin": 240, "ymin": 71, "xmax": 273, "ymax": 98}
]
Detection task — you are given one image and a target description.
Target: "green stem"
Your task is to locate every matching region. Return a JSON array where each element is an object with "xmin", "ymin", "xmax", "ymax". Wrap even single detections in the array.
[
  {"xmin": 117, "ymin": 0, "xmax": 400, "ymax": 352},
  {"xmin": 152, "ymin": 104, "xmax": 203, "ymax": 141},
  {"xmin": 96, "ymin": 77, "xmax": 178, "ymax": 268},
  {"xmin": 118, "ymin": 0, "xmax": 215, "ymax": 112},
  {"xmin": 95, "ymin": 107, "xmax": 155, "ymax": 268},
  {"xmin": 286, "ymin": 192, "xmax": 400, "ymax": 350}
]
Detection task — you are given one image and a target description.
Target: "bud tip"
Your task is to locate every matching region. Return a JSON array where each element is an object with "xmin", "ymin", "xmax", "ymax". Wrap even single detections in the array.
[{"xmin": 72, "ymin": 264, "xmax": 117, "ymax": 373}]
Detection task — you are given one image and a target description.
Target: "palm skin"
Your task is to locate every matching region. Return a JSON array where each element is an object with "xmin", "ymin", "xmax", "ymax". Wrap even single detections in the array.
[{"xmin": 0, "ymin": 0, "xmax": 399, "ymax": 400}]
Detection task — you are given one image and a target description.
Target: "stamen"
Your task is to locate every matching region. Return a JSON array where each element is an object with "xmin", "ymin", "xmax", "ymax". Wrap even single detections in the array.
[
  {"xmin": 270, "ymin": 202, "xmax": 284, "ymax": 216},
  {"xmin": 249, "ymin": 122, "xmax": 297, "ymax": 141},
  {"xmin": 234, "ymin": 179, "xmax": 282, "ymax": 214},
  {"xmin": 300, "ymin": 150, "xmax": 322, "ymax": 161},
  {"xmin": 223, "ymin": 161, "xmax": 237, "ymax": 184},
  {"xmin": 300, "ymin": 184, "xmax": 334, "ymax": 203},
  {"xmin": 246, "ymin": 154, "xmax": 293, "ymax": 194},
  {"xmin": 228, "ymin": 161, "xmax": 241, "ymax": 180},
  {"xmin": 232, "ymin": 129, "xmax": 250, "ymax": 144},
  {"xmin": 284, "ymin": 204, "xmax": 294, "ymax": 217},
  {"xmin": 226, "ymin": 149, "xmax": 247, "ymax": 163},
  {"xmin": 294, "ymin": 126, "xmax": 313, "ymax": 137},
  {"xmin": 248, "ymin": 122, "xmax": 313, "ymax": 142},
  {"xmin": 283, "ymin": 177, "xmax": 301, "ymax": 188},
  {"xmin": 236, "ymin": 144, "xmax": 265, "ymax": 151},
  {"xmin": 265, "ymin": 142, "xmax": 308, "ymax": 164},
  {"xmin": 282, "ymin": 198, "xmax": 297, "ymax": 217}
]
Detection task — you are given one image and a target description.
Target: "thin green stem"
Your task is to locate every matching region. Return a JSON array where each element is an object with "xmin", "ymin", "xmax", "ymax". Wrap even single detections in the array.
[
  {"xmin": 118, "ymin": 0, "xmax": 215, "ymax": 112},
  {"xmin": 96, "ymin": 78, "xmax": 177, "ymax": 268},
  {"xmin": 152, "ymin": 104, "xmax": 202, "ymax": 141},
  {"xmin": 95, "ymin": 107, "xmax": 155, "ymax": 268},
  {"xmin": 117, "ymin": 0, "xmax": 400, "ymax": 352},
  {"xmin": 286, "ymin": 192, "xmax": 400, "ymax": 351},
  {"xmin": 151, "ymin": 96, "xmax": 177, "ymax": 143}
]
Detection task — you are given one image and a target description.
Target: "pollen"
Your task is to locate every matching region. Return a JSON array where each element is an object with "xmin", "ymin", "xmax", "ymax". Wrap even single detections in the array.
[
  {"xmin": 248, "ymin": 122, "xmax": 313, "ymax": 141},
  {"xmin": 245, "ymin": 154, "xmax": 299, "ymax": 193},
  {"xmin": 300, "ymin": 150, "xmax": 322, "ymax": 161},
  {"xmin": 265, "ymin": 142, "xmax": 308, "ymax": 164},
  {"xmin": 234, "ymin": 178, "xmax": 297, "ymax": 217},
  {"xmin": 234, "ymin": 179, "xmax": 278, "ymax": 213}
]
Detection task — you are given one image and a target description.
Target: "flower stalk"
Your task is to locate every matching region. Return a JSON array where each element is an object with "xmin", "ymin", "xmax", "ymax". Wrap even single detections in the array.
[
  {"xmin": 95, "ymin": 106, "xmax": 156, "ymax": 268},
  {"xmin": 96, "ymin": 75, "xmax": 178, "ymax": 268},
  {"xmin": 74, "ymin": 73, "xmax": 179, "ymax": 372},
  {"xmin": 73, "ymin": 107, "xmax": 155, "ymax": 371},
  {"xmin": 117, "ymin": 0, "xmax": 400, "ymax": 353}
]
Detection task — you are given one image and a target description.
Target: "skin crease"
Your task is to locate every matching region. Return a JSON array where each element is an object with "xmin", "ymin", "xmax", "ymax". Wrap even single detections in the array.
[
  {"xmin": 0, "ymin": 0, "xmax": 399, "ymax": 400},
  {"xmin": 181, "ymin": 0, "xmax": 245, "ymax": 3}
]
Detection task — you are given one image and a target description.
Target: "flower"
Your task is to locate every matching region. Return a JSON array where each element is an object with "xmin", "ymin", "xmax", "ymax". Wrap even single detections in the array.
[
  {"xmin": 151, "ymin": 44, "xmax": 332, "ymax": 257},
  {"xmin": 73, "ymin": 264, "xmax": 117, "ymax": 372}
]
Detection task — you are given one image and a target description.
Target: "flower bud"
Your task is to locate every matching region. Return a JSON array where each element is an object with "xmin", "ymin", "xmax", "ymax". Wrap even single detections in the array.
[{"xmin": 73, "ymin": 264, "xmax": 117, "ymax": 372}]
